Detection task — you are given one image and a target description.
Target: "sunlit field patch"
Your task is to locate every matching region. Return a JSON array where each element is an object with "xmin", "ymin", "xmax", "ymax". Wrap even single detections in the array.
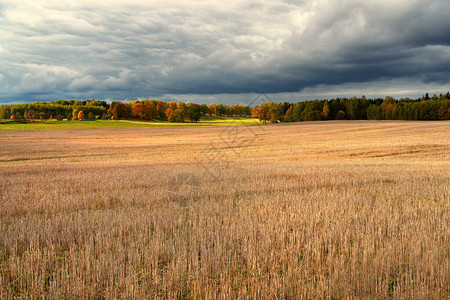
[{"xmin": 0, "ymin": 116, "xmax": 260, "ymax": 130}]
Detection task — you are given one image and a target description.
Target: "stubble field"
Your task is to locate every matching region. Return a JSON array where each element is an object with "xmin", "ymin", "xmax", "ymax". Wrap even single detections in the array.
[{"xmin": 0, "ymin": 121, "xmax": 449, "ymax": 298}]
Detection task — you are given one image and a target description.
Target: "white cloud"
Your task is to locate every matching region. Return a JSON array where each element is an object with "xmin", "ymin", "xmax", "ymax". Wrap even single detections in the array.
[{"xmin": 68, "ymin": 75, "xmax": 98, "ymax": 91}]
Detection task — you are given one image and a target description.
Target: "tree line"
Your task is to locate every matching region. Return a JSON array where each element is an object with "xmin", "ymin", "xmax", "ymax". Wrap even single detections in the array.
[
  {"xmin": 0, "ymin": 99, "xmax": 251, "ymax": 123},
  {"xmin": 0, "ymin": 100, "xmax": 109, "ymax": 122},
  {"xmin": 255, "ymin": 93, "xmax": 449, "ymax": 123},
  {"xmin": 0, "ymin": 93, "xmax": 449, "ymax": 123}
]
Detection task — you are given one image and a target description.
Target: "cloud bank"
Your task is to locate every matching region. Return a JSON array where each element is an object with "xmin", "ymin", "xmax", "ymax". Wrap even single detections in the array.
[{"xmin": 0, "ymin": 0, "xmax": 449, "ymax": 103}]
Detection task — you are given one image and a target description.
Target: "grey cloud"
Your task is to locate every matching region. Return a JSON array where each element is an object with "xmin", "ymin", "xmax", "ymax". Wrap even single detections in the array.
[{"xmin": 0, "ymin": 0, "xmax": 449, "ymax": 104}]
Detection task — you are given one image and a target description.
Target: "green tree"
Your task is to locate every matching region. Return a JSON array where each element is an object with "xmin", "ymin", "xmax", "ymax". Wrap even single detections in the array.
[
  {"xmin": 336, "ymin": 110, "xmax": 346, "ymax": 120},
  {"xmin": 72, "ymin": 108, "xmax": 78, "ymax": 120},
  {"xmin": 345, "ymin": 97, "xmax": 359, "ymax": 120},
  {"xmin": 329, "ymin": 99, "xmax": 342, "ymax": 119},
  {"xmin": 268, "ymin": 104, "xmax": 283, "ymax": 123},
  {"xmin": 172, "ymin": 108, "xmax": 185, "ymax": 123},
  {"xmin": 14, "ymin": 111, "xmax": 23, "ymax": 121},
  {"xmin": 0, "ymin": 105, "xmax": 9, "ymax": 119},
  {"xmin": 367, "ymin": 104, "xmax": 381, "ymax": 120},
  {"xmin": 200, "ymin": 104, "xmax": 209, "ymax": 116},
  {"xmin": 216, "ymin": 104, "xmax": 227, "ymax": 116},
  {"xmin": 302, "ymin": 100, "xmax": 323, "ymax": 121},
  {"xmin": 186, "ymin": 103, "xmax": 201, "ymax": 122},
  {"xmin": 292, "ymin": 102, "xmax": 306, "ymax": 121}
]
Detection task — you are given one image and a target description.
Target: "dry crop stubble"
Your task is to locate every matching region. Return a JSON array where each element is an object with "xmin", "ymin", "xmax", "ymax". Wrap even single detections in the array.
[{"xmin": 0, "ymin": 121, "xmax": 449, "ymax": 298}]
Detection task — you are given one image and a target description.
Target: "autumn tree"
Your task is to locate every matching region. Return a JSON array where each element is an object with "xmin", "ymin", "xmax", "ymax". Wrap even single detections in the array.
[
  {"xmin": 132, "ymin": 103, "xmax": 145, "ymax": 119},
  {"xmin": 156, "ymin": 101, "xmax": 167, "ymax": 119},
  {"xmin": 251, "ymin": 106, "xmax": 259, "ymax": 118},
  {"xmin": 168, "ymin": 102, "xmax": 177, "ymax": 111},
  {"xmin": 165, "ymin": 108, "xmax": 174, "ymax": 121},
  {"xmin": 258, "ymin": 103, "xmax": 270, "ymax": 124},
  {"xmin": 257, "ymin": 103, "xmax": 283, "ymax": 124},
  {"xmin": 1, "ymin": 95, "xmax": 449, "ymax": 124},
  {"xmin": 230, "ymin": 105, "xmax": 250, "ymax": 116},
  {"xmin": 438, "ymin": 102, "xmax": 449, "ymax": 120},
  {"xmin": 321, "ymin": 102, "xmax": 330, "ymax": 120},
  {"xmin": 208, "ymin": 104, "xmax": 217, "ymax": 116},
  {"xmin": 381, "ymin": 102, "xmax": 395, "ymax": 120},
  {"xmin": 77, "ymin": 110, "xmax": 85, "ymax": 120},
  {"xmin": 284, "ymin": 105, "xmax": 293, "ymax": 122},
  {"xmin": 25, "ymin": 110, "xmax": 36, "ymax": 121},
  {"xmin": 111, "ymin": 102, "xmax": 131, "ymax": 120}
]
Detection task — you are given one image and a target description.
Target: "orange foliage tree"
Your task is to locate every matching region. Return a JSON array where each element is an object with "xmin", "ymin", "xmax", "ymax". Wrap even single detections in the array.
[
  {"xmin": 165, "ymin": 108, "xmax": 174, "ymax": 121},
  {"xmin": 132, "ymin": 103, "xmax": 153, "ymax": 120},
  {"xmin": 156, "ymin": 101, "xmax": 167, "ymax": 118},
  {"xmin": 132, "ymin": 103, "xmax": 145, "ymax": 119},
  {"xmin": 168, "ymin": 102, "xmax": 177, "ymax": 111},
  {"xmin": 208, "ymin": 104, "xmax": 217, "ymax": 115}
]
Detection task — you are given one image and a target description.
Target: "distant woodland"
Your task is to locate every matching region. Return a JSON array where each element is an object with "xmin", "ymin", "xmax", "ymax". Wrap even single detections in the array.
[{"xmin": 1, "ymin": 92, "xmax": 449, "ymax": 123}]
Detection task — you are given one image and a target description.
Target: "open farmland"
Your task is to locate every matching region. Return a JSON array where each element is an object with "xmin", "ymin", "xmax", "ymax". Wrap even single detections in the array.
[{"xmin": 0, "ymin": 121, "xmax": 449, "ymax": 298}]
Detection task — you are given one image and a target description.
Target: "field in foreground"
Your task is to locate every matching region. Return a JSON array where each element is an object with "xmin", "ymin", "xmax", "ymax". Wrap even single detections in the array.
[{"xmin": 0, "ymin": 121, "xmax": 449, "ymax": 298}]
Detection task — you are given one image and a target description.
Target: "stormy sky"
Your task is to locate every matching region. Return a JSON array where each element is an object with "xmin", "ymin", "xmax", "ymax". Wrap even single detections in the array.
[{"xmin": 1, "ymin": 0, "xmax": 450, "ymax": 104}]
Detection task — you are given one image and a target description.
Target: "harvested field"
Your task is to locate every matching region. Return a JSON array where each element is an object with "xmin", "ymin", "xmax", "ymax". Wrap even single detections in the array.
[{"xmin": 0, "ymin": 121, "xmax": 449, "ymax": 298}]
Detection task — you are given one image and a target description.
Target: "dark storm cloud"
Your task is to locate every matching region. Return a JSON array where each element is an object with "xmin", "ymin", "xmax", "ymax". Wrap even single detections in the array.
[{"xmin": 0, "ymin": 0, "xmax": 449, "ymax": 104}]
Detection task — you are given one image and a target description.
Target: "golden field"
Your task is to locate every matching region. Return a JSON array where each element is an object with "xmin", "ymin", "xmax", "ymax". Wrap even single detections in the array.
[{"xmin": 0, "ymin": 121, "xmax": 449, "ymax": 298}]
